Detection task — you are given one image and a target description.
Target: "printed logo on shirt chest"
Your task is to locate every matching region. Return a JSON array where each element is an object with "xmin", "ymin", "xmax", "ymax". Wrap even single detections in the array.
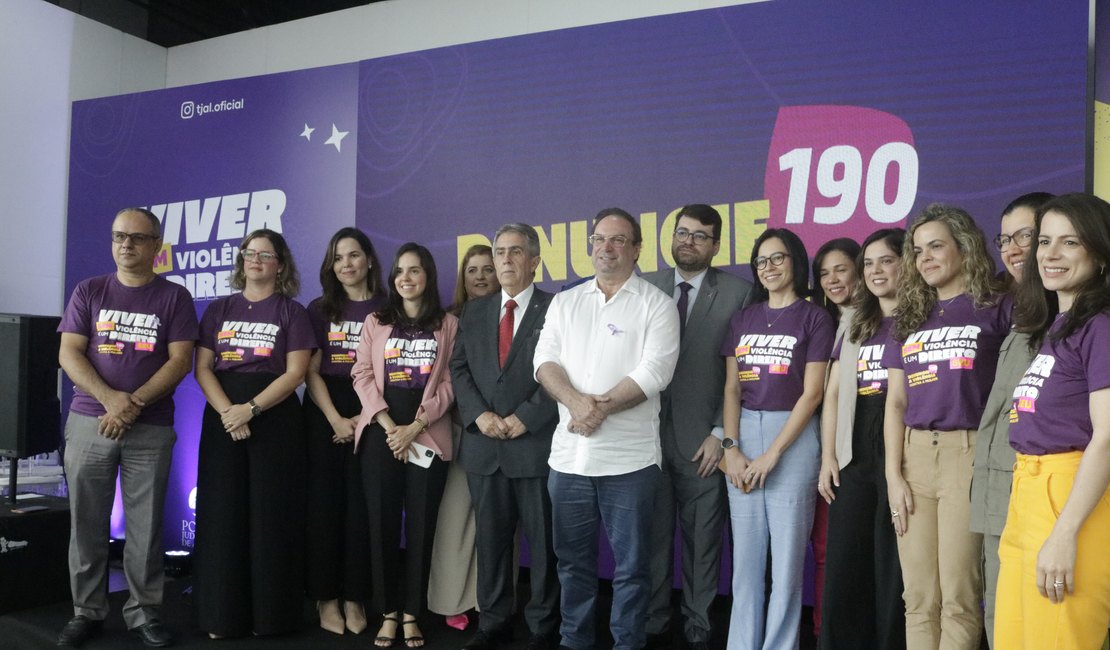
[
  {"xmin": 95, "ymin": 309, "xmax": 161, "ymax": 355},
  {"xmin": 857, "ymin": 343, "xmax": 887, "ymax": 395},
  {"xmin": 1011, "ymin": 353, "xmax": 1054, "ymax": 421},
  {"xmin": 735, "ymin": 333, "xmax": 797, "ymax": 381},
  {"xmin": 901, "ymin": 325, "xmax": 979, "ymax": 387},
  {"xmin": 216, "ymin": 320, "xmax": 279, "ymax": 362},
  {"xmin": 327, "ymin": 320, "xmax": 362, "ymax": 364},
  {"xmin": 384, "ymin": 336, "xmax": 437, "ymax": 384}
]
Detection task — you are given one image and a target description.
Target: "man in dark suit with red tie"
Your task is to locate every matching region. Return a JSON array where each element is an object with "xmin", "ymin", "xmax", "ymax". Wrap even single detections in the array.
[{"xmin": 450, "ymin": 223, "xmax": 560, "ymax": 650}]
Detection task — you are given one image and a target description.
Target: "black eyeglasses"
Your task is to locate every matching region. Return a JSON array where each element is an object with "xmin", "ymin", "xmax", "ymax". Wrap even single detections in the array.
[
  {"xmin": 754, "ymin": 252, "xmax": 791, "ymax": 270},
  {"xmin": 993, "ymin": 228, "xmax": 1034, "ymax": 250},
  {"xmin": 111, "ymin": 231, "xmax": 159, "ymax": 245},
  {"xmin": 673, "ymin": 229, "xmax": 716, "ymax": 245}
]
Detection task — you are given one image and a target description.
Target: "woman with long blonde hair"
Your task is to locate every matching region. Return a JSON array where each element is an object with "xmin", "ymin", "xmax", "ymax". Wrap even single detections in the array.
[{"xmin": 882, "ymin": 205, "xmax": 1010, "ymax": 649}]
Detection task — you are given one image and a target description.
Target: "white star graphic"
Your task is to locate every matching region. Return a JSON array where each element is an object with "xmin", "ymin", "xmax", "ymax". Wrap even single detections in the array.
[
  {"xmin": 324, "ymin": 124, "xmax": 348, "ymax": 152},
  {"xmin": 300, "ymin": 123, "xmax": 314, "ymax": 141}
]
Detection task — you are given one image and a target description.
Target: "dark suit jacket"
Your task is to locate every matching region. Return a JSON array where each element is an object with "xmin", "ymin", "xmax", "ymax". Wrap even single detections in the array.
[
  {"xmin": 641, "ymin": 267, "xmax": 752, "ymax": 460},
  {"xmin": 449, "ymin": 288, "xmax": 557, "ymax": 478}
]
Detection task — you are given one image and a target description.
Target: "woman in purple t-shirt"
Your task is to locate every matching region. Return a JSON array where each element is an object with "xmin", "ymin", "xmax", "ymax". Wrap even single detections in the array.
[
  {"xmin": 882, "ymin": 205, "xmax": 1010, "ymax": 650},
  {"xmin": 193, "ymin": 229, "xmax": 317, "ymax": 638},
  {"xmin": 818, "ymin": 228, "xmax": 907, "ymax": 649},
  {"xmin": 809, "ymin": 236, "xmax": 861, "ymax": 635},
  {"xmin": 351, "ymin": 242, "xmax": 458, "ymax": 648},
  {"xmin": 995, "ymin": 193, "xmax": 1110, "ymax": 648},
  {"xmin": 304, "ymin": 228, "xmax": 385, "ymax": 635},
  {"xmin": 720, "ymin": 228, "xmax": 835, "ymax": 650}
]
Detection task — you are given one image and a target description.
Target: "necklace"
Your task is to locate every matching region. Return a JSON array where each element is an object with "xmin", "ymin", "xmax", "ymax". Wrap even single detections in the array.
[
  {"xmin": 765, "ymin": 300, "xmax": 795, "ymax": 328},
  {"xmin": 938, "ymin": 294, "xmax": 961, "ymax": 316}
]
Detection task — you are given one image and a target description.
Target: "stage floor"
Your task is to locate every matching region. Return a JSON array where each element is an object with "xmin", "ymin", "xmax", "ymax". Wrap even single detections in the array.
[{"xmin": 0, "ymin": 575, "xmax": 817, "ymax": 649}]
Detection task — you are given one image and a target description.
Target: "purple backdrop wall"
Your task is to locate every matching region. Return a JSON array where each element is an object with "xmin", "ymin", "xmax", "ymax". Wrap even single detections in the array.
[{"xmin": 66, "ymin": 1, "xmax": 1088, "ymax": 585}]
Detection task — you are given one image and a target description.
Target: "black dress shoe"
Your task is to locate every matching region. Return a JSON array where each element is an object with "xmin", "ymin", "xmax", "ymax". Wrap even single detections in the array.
[
  {"xmin": 645, "ymin": 631, "xmax": 673, "ymax": 649},
  {"xmin": 462, "ymin": 627, "xmax": 512, "ymax": 650},
  {"xmin": 526, "ymin": 632, "xmax": 560, "ymax": 650},
  {"xmin": 131, "ymin": 620, "xmax": 174, "ymax": 647},
  {"xmin": 57, "ymin": 615, "xmax": 104, "ymax": 647}
]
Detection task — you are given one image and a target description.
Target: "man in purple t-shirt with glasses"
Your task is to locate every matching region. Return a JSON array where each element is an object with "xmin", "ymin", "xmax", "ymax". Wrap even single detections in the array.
[{"xmin": 56, "ymin": 208, "xmax": 198, "ymax": 648}]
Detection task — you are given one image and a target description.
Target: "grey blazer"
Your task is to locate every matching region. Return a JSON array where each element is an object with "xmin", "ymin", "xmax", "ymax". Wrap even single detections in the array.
[
  {"xmin": 641, "ymin": 267, "xmax": 752, "ymax": 460},
  {"xmin": 449, "ymin": 288, "xmax": 558, "ymax": 478}
]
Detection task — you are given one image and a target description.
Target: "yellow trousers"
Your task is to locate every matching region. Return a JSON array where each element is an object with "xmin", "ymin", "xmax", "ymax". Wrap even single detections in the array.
[{"xmin": 995, "ymin": 452, "xmax": 1110, "ymax": 649}]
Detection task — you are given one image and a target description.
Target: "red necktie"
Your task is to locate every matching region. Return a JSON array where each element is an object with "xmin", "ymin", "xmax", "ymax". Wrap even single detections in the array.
[{"xmin": 498, "ymin": 299, "xmax": 517, "ymax": 368}]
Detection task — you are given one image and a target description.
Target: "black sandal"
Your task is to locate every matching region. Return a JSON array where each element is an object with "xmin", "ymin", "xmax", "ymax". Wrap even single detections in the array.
[
  {"xmin": 401, "ymin": 617, "xmax": 424, "ymax": 648},
  {"xmin": 375, "ymin": 614, "xmax": 399, "ymax": 648}
]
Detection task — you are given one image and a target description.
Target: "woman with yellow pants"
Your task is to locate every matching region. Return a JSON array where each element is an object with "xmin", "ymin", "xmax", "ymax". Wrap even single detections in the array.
[{"xmin": 995, "ymin": 193, "xmax": 1110, "ymax": 649}]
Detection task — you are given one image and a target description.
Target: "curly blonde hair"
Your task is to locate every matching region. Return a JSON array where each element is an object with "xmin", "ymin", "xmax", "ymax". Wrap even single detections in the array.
[{"xmin": 892, "ymin": 204, "xmax": 998, "ymax": 340}]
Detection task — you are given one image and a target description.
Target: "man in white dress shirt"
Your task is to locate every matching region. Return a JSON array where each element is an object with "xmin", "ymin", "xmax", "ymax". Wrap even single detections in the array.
[{"xmin": 534, "ymin": 208, "xmax": 680, "ymax": 650}]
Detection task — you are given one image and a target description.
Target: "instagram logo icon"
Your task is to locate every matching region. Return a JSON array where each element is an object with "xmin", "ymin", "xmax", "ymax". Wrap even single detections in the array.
[{"xmin": 180, "ymin": 101, "xmax": 195, "ymax": 119}]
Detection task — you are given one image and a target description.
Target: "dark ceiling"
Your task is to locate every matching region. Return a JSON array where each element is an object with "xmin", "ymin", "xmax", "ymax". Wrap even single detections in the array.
[{"xmin": 45, "ymin": 0, "xmax": 387, "ymax": 47}]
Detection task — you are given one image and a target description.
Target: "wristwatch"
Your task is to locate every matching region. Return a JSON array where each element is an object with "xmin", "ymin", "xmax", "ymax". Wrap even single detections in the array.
[
  {"xmin": 721, "ymin": 437, "xmax": 739, "ymax": 451},
  {"xmin": 248, "ymin": 400, "xmax": 262, "ymax": 417}
]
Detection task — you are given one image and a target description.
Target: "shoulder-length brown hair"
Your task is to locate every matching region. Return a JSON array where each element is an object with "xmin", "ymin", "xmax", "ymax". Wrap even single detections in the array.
[
  {"xmin": 375, "ymin": 242, "xmax": 446, "ymax": 331},
  {"xmin": 317, "ymin": 227, "xmax": 384, "ymax": 323},
  {"xmin": 848, "ymin": 228, "xmax": 905, "ymax": 344},
  {"xmin": 1013, "ymin": 193, "xmax": 1110, "ymax": 348},
  {"xmin": 450, "ymin": 244, "xmax": 494, "ymax": 315},
  {"xmin": 229, "ymin": 229, "xmax": 301, "ymax": 297}
]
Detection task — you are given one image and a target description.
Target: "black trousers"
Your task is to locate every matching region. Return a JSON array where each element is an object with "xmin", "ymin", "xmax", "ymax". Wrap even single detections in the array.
[
  {"xmin": 819, "ymin": 394, "xmax": 906, "ymax": 650},
  {"xmin": 359, "ymin": 386, "xmax": 448, "ymax": 617},
  {"xmin": 304, "ymin": 375, "xmax": 371, "ymax": 601},
  {"xmin": 194, "ymin": 372, "xmax": 306, "ymax": 637}
]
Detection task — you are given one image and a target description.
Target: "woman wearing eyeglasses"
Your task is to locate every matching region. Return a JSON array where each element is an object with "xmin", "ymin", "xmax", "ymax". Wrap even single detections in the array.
[
  {"xmin": 994, "ymin": 192, "xmax": 1110, "ymax": 649},
  {"xmin": 721, "ymin": 228, "xmax": 835, "ymax": 650},
  {"xmin": 882, "ymin": 205, "xmax": 1010, "ymax": 650},
  {"xmin": 193, "ymin": 229, "xmax": 317, "ymax": 638},
  {"xmin": 352, "ymin": 242, "xmax": 458, "ymax": 648},
  {"xmin": 304, "ymin": 228, "xmax": 386, "ymax": 635},
  {"xmin": 968, "ymin": 192, "xmax": 1053, "ymax": 648}
]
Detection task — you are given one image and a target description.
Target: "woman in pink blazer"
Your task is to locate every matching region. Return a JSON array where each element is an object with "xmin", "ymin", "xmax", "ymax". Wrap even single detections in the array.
[{"xmin": 352, "ymin": 242, "xmax": 458, "ymax": 649}]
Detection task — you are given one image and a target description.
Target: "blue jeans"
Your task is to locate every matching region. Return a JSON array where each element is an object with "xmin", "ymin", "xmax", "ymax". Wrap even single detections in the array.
[
  {"xmin": 548, "ymin": 465, "xmax": 659, "ymax": 650},
  {"xmin": 726, "ymin": 408, "xmax": 820, "ymax": 650}
]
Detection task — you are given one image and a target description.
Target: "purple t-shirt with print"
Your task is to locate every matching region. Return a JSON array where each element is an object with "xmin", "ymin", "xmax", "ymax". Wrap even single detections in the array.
[
  {"xmin": 834, "ymin": 317, "xmax": 894, "ymax": 396},
  {"xmin": 199, "ymin": 293, "xmax": 316, "ymax": 373},
  {"xmin": 307, "ymin": 296, "xmax": 384, "ymax": 377},
  {"xmin": 720, "ymin": 300, "xmax": 835, "ymax": 411},
  {"xmin": 58, "ymin": 274, "xmax": 199, "ymax": 426},
  {"xmin": 1009, "ymin": 313, "xmax": 1110, "ymax": 455},
  {"xmin": 882, "ymin": 293, "xmax": 1011, "ymax": 430},
  {"xmin": 383, "ymin": 326, "xmax": 438, "ymax": 390}
]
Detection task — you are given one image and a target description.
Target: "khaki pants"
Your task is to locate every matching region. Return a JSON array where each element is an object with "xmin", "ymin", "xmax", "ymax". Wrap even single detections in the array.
[{"xmin": 896, "ymin": 428, "xmax": 983, "ymax": 650}]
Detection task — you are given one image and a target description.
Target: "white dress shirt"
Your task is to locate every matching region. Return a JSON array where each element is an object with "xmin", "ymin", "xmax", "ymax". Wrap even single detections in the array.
[
  {"xmin": 533, "ymin": 274, "xmax": 680, "ymax": 476},
  {"xmin": 500, "ymin": 283, "xmax": 535, "ymax": 340}
]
